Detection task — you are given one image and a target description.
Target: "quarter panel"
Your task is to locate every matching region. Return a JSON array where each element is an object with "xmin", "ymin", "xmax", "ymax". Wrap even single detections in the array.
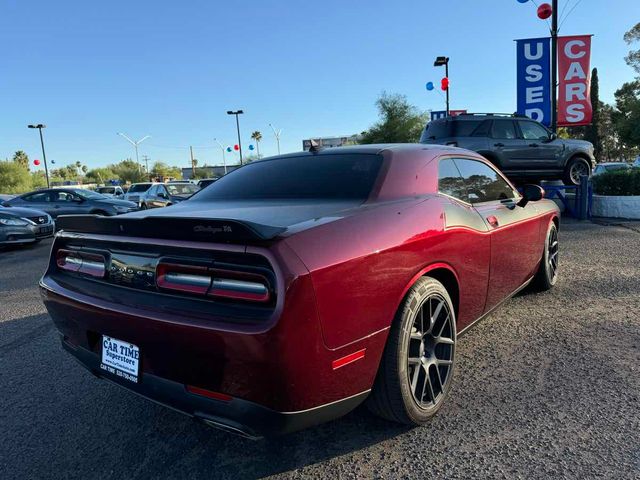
[{"xmin": 285, "ymin": 197, "xmax": 491, "ymax": 349}]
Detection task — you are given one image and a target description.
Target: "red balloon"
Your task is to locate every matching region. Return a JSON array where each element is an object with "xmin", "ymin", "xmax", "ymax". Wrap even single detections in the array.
[
  {"xmin": 441, "ymin": 77, "xmax": 449, "ymax": 91},
  {"xmin": 234, "ymin": 144, "xmax": 239, "ymax": 151},
  {"xmin": 537, "ymin": 3, "xmax": 552, "ymax": 19},
  {"xmin": 33, "ymin": 159, "xmax": 41, "ymax": 166}
]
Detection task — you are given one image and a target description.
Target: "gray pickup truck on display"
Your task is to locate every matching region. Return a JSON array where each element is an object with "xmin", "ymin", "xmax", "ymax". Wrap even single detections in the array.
[{"xmin": 420, "ymin": 113, "xmax": 595, "ymax": 185}]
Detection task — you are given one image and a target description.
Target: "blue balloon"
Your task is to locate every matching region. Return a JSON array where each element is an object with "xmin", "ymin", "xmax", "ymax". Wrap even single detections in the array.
[
  {"xmin": 517, "ymin": 0, "xmax": 529, "ymax": 3},
  {"xmin": 426, "ymin": 81, "xmax": 434, "ymax": 91},
  {"xmin": 248, "ymin": 144, "xmax": 255, "ymax": 150},
  {"xmin": 226, "ymin": 147, "xmax": 232, "ymax": 152}
]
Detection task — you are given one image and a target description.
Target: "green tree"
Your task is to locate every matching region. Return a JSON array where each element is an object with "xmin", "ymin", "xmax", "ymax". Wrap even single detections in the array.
[
  {"xmin": 250, "ymin": 131, "xmax": 263, "ymax": 157},
  {"xmin": 30, "ymin": 171, "xmax": 48, "ymax": 189},
  {"xmin": 81, "ymin": 165, "xmax": 88, "ymax": 175},
  {"xmin": 111, "ymin": 159, "xmax": 146, "ymax": 183},
  {"xmin": 624, "ymin": 22, "xmax": 640, "ymax": 74},
  {"xmin": 612, "ymin": 80, "xmax": 640, "ymax": 156},
  {"xmin": 360, "ymin": 92, "xmax": 427, "ymax": 144},
  {"xmin": 151, "ymin": 161, "xmax": 182, "ymax": 179},
  {"xmin": 12, "ymin": 151, "xmax": 29, "ymax": 169},
  {"xmin": 85, "ymin": 167, "xmax": 117, "ymax": 184},
  {"xmin": 583, "ymin": 68, "xmax": 602, "ymax": 160},
  {"xmin": 0, "ymin": 160, "xmax": 32, "ymax": 194}
]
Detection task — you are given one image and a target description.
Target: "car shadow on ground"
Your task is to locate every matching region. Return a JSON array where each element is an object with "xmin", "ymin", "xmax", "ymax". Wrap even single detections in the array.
[{"xmin": 0, "ymin": 312, "xmax": 411, "ymax": 479}]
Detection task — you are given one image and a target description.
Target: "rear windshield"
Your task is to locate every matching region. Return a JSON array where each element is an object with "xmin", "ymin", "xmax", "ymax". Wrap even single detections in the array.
[
  {"xmin": 194, "ymin": 154, "xmax": 384, "ymax": 201},
  {"xmin": 166, "ymin": 183, "xmax": 199, "ymax": 196},
  {"xmin": 97, "ymin": 187, "xmax": 115, "ymax": 194},
  {"xmin": 421, "ymin": 119, "xmax": 487, "ymax": 140},
  {"xmin": 128, "ymin": 184, "xmax": 152, "ymax": 193}
]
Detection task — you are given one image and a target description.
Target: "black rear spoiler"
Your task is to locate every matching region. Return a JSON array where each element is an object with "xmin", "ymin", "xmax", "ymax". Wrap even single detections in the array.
[{"xmin": 55, "ymin": 215, "xmax": 286, "ymax": 243}]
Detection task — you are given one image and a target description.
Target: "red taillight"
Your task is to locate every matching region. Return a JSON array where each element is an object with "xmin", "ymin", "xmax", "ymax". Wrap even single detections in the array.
[
  {"xmin": 186, "ymin": 385, "xmax": 232, "ymax": 402},
  {"xmin": 156, "ymin": 263, "xmax": 270, "ymax": 302},
  {"xmin": 56, "ymin": 249, "xmax": 106, "ymax": 278}
]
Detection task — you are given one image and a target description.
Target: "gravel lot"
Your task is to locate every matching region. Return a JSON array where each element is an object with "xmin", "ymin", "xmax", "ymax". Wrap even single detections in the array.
[{"xmin": 1, "ymin": 220, "xmax": 639, "ymax": 479}]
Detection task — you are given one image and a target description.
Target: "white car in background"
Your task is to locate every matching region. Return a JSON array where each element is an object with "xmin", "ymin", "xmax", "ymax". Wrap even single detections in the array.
[
  {"xmin": 95, "ymin": 186, "xmax": 125, "ymax": 198},
  {"xmin": 633, "ymin": 156, "xmax": 640, "ymax": 168},
  {"xmin": 593, "ymin": 162, "xmax": 631, "ymax": 175}
]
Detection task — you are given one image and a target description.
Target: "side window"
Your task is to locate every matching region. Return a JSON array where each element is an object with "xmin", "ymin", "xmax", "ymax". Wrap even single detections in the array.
[
  {"xmin": 518, "ymin": 121, "xmax": 550, "ymax": 141},
  {"xmin": 438, "ymin": 158, "xmax": 468, "ymax": 202},
  {"xmin": 490, "ymin": 120, "xmax": 517, "ymax": 139},
  {"xmin": 471, "ymin": 120, "xmax": 492, "ymax": 137},
  {"xmin": 23, "ymin": 192, "xmax": 50, "ymax": 202},
  {"xmin": 148, "ymin": 186, "xmax": 157, "ymax": 195},
  {"xmin": 454, "ymin": 159, "xmax": 516, "ymax": 204}
]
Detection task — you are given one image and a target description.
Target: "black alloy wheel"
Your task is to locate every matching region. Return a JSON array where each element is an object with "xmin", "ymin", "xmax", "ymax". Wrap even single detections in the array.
[{"xmin": 368, "ymin": 277, "xmax": 457, "ymax": 425}]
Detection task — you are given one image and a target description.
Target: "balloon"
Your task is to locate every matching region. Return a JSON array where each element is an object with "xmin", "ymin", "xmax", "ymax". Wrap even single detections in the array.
[
  {"xmin": 441, "ymin": 77, "xmax": 449, "ymax": 91},
  {"xmin": 517, "ymin": 0, "xmax": 529, "ymax": 3},
  {"xmin": 537, "ymin": 3, "xmax": 552, "ymax": 19},
  {"xmin": 248, "ymin": 144, "xmax": 255, "ymax": 150},
  {"xmin": 426, "ymin": 81, "xmax": 434, "ymax": 91},
  {"xmin": 226, "ymin": 147, "xmax": 232, "ymax": 152},
  {"xmin": 234, "ymin": 144, "xmax": 239, "ymax": 151},
  {"xmin": 33, "ymin": 159, "xmax": 41, "ymax": 166}
]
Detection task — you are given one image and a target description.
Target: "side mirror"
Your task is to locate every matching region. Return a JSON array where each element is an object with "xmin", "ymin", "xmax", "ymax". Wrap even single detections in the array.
[
  {"xmin": 158, "ymin": 192, "xmax": 168, "ymax": 199},
  {"xmin": 545, "ymin": 133, "xmax": 557, "ymax": 142},
  {"xmin": 517, "ymin": 184, "xmax": 544, "ymax": 208}
]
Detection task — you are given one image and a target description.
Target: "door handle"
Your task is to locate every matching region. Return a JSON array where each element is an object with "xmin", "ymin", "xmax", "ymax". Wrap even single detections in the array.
[
  {"xmin": 528, "ymin": 143, "xmax": 539, "ymax": 147},
  {"xmin": 494, "ymin": 143, "xmax": 504, "ymax": 147},
  {"xmin": 486, "ymin": 215, "xmax": 499, "ymax": 227}
]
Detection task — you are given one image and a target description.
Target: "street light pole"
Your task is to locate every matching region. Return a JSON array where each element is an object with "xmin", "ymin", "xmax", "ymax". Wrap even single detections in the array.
[
  {"xmin": 433, "ymin": 56, "xmax": 450, "ymax": 115},
  {"xmin": 213, "ymin": 138, "xmax": 227, "ymax": 174},
  {"xmin": 226, "ymin": 110, "xmax": 244, "ymax": 165},
  {"xmin": 550, "ymin": 0, "xmax": 559, "ymax": 133},
  {"xmin": 117, "ymin": 133, "xmax": 151, "ymax": 172},
  {"xmin": 269, "ymin": 123, "xmax": 282, "ymax": 155},
  {"xmin": 28, "ymin": 124, "xmax": 50, "ymax": 188}
]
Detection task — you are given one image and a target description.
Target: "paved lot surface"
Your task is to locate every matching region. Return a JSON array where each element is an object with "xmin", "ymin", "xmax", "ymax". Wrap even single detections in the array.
[{"xmin": 1, "ymin": 221, "xmax": 639, "ymax": 479}]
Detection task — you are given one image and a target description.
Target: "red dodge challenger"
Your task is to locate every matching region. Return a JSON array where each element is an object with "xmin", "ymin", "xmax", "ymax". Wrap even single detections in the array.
[{"xmin": 41, "ymin": 144, "xmax": 560, "ymax": 438}]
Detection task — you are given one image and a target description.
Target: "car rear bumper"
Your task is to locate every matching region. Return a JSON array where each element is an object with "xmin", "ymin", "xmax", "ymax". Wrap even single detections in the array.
[
  {"xmin": 0, "ymin": 228, "xmax": 36, "ymax": 244},
  {"xmin": 60, "ymin": 335, "xmax": 369, "ymax": 439}
]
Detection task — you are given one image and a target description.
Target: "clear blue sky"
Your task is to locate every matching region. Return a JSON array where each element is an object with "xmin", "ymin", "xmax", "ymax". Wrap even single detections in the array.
[{"xmin": 1, "ymin": 0, "xmax": 638, "ymax": 170}]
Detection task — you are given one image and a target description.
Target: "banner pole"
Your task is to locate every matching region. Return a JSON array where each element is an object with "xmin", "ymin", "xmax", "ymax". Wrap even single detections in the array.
[{"xmin": 551, "ymin": 0, "xmax": 559, "ymax": 133}]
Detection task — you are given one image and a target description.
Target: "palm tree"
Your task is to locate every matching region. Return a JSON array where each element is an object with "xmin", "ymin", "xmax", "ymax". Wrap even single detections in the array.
[
  {"xmin": 75, "ymin": 161, "xmax": 82, "ymax": 175},
  {"xmin": 250, "ymin": 131, "xmax": 263, "ymax": 158},
  {"xmin": 81, "ymin": 165, "xmax": 88, "ymax": 175}
]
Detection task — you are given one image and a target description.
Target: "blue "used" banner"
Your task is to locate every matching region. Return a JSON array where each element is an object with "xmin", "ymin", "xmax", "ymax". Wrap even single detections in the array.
[{"xmin": 516, "ymin": 37, "xmax": 551, "ymax": 127}]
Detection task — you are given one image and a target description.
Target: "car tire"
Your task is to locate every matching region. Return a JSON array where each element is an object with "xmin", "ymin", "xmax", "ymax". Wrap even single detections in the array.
[
  {"xmin": 367, "ymin": 276, "xmax": 456, "ymax": 425},
  {"xmin": 532, "ymin": 221, "xmax": 559, "ymax": 291},
  {"xmin": 140, "ymin": 203, "xmax": 147, "ymax": 210},
  {"xmin": 563, "ymin": 157, "xmax": 591, "ymax": 185}
]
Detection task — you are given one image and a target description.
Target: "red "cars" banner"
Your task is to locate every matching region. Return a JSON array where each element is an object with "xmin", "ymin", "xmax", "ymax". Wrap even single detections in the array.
[{"xmin": 558, "ymin": 35, "xmax": 593, "ymax": 126}]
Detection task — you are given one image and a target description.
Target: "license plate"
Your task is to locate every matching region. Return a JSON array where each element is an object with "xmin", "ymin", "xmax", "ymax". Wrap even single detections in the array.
[
  {"xmin": 100, "ymin": 336, "xmax": 140, "ymax": 383},
  {"xmin": 39, "ymin": 226, "xmax": 52, "ymax": 233}
]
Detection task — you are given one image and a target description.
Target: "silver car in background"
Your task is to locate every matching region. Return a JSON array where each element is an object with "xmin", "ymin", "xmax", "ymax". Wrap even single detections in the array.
[
  {"xmin": 123, "ymin": 182, "xmax": 153, "ymax": 207},
  {"xmin": 0, "ymin": 205, "xmax": 55, "ymax": 246}
]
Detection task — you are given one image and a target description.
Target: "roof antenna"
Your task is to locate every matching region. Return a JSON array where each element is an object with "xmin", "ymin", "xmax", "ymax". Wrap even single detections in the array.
[{"xmin": 308, "ymin": 139, "xmax": 321, "ymax": 153}]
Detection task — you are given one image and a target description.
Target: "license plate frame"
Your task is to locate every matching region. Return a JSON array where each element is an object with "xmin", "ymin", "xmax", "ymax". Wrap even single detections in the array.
[{"xmin": 100, "ymin": 336, "xmax": 140, "ymax": 383}]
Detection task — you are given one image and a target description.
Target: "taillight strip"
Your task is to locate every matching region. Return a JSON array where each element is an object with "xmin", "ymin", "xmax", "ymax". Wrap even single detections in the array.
[{"xmin": 209, "ymin": 278, "xmax": 269, "ymax": 302}]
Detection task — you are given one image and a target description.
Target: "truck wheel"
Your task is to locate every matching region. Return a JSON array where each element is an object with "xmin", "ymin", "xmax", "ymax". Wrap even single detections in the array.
[{"xmin": 563, "ymin": 157, "xmax": 591, "ymax": 185}]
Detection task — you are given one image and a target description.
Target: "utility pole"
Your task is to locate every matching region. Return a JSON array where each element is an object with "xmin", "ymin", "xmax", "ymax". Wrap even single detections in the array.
[
  {"xmin": 27, "ymin": 124, "xmax": 50, "ymax": 188},
  {"xmin": 142, "ymin": 155, "xmax": 150, "ymax": 177},
  {"xmin": 550, "ymin": 0, "xmax": 559, "ymax": 133},
  {"xmin": 433, "ymin": 56, "xmax": 450, "ymax": 115},
  {"xmin": 226, "ymin": 110, "xmax": 244, "ymax": 165}
]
